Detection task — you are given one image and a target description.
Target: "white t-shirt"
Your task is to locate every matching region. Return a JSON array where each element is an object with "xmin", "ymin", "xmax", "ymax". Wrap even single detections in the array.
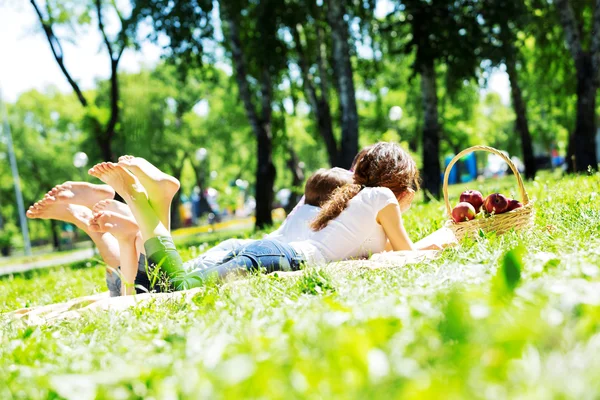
[
  {"xmin": 290, "ymin": 187, "xmax": 399, "ymax": 265},
  {"xmin": 267, "ymin": 204, "xmax": 320, "ymax": 243}
]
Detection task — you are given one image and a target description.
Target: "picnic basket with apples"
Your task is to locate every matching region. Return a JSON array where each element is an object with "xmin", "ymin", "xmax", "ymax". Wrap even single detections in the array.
[{"xmin": 443, "ymin": 145, "xmax": 534, "ymax": 240}]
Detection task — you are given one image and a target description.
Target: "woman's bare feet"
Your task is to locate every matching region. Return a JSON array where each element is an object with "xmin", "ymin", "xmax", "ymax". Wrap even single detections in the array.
[
  {"xmin": 118, "ymin": 155, "xmax": 180, "ymax": 229},
  {"xmin": 93, "ymin": 199, "xmax": 134, "ymax": 219},
  {"xmin": 90, "ymin": 210, "xmax": 141, "ymax": 295},
  {"xmin": 89, "ymin": 211, "xmax": 139, "ymax": 240},
  {"xmin": 45, "ymin": 182, "xmax": 115, "ymax": 209},
  {"xmin": 26, "ymin": 197, "xmax": 93, "ymax": 227},
  {"xmin": 88, "ymin": 162, "xmax": 169, "ymax": 240}
]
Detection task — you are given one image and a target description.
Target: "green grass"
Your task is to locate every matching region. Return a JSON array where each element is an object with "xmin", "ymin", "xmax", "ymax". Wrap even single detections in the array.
[{"xmin": 2, "ymin": 172, "xmax": 600, "ymax": 399}]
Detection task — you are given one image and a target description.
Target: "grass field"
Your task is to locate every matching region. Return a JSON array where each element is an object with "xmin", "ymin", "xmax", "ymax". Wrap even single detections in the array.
[{"xmin": 1, "ymin": 172, "xmax": 600, "ymax": 399}]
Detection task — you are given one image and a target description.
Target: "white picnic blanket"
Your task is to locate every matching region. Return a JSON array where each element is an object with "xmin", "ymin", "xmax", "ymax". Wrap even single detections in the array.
[{"xmin": 8, "ymin": 228, "xmax": 455, "ymax": 325}]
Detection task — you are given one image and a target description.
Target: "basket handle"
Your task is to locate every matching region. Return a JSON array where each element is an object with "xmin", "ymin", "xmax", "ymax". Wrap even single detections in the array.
[{"xmin": 442, "ymin": 145, "xmax": 530, "ymax": 217}]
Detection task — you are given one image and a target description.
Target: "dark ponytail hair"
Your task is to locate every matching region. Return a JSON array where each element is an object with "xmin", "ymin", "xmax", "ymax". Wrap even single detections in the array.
[{"xmin": 310, "ymin": 142, "xmax": 419, "ymax": 231}]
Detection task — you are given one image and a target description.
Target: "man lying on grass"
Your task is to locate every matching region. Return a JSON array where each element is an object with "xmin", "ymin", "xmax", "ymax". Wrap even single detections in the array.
[
  {"xmin": 83, "ymin": 142, "xmax": 439, "ymax": 294},
  {"xmin": 27, "ymin": 165, "xmax": 352, "ymax": 295}
]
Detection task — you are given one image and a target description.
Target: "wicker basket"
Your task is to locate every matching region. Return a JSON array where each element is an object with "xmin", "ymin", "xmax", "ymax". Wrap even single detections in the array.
[{"xmin": 443, "ymin": 145, "xmax": 534, "ymax": 240}]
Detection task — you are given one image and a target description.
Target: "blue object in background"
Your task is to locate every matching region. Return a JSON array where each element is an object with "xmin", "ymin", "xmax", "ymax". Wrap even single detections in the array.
[
  {"xmin": 444, "ymin": 155, "xmax": 458, "ymax": 184},
  {"xmin": 461, "ymin": 153, "xmax": 477, "ymax": 183},
  {"xmin": 443, "ymin": 153, "xmax": 477, "ymax": 184}
]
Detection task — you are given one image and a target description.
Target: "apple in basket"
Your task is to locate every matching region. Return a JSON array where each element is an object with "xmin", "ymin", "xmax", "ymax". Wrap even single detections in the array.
[
  {"xmin": 459, "ymin": 190, "xmax": 484, "ymax": 212},
  {"xmin": 506, "ymin": 199, "xmax": 523, "ymax": 212},
  {"xmin": 483, "ymin": 193, "xmax": 509, "ymax": 214},
  {"xmin": 452, "ymin": 202, "xmax": 477, "ymax": 223}
]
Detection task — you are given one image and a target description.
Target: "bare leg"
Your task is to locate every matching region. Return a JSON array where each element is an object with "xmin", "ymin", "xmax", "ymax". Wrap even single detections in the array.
[
  {"xmin": 93, "ymin": 199, "xmax": 145, "ymax": 255},
  {"xmin": 88, "ymin": 162, "xmax": 169, "ymax": 241},
  {"xmin": 26, "ymin": 197, "xmax": 120, "ymax": 269},
  {"xmin": 90, "ymin": 210, "xmax": 140, "ymax": 295},
  {"xmin": 118, "ymin": 155, "xmax": 180, "ymax": 230}
]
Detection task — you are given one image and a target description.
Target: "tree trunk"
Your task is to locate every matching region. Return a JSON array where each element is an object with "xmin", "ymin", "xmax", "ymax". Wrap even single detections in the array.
[
  {"xmin": 420, "ymin": 59, "xmax": 441, "ymax": 200},
  {"xmin": 103, "ymin": 59, "xmax": 120, "ymax": 162},
  {"xmin": 169, "ymin": 160, "xmax": 185, "ymax": 230},
  {"xmin": 50, "ymin": 220, "xmax": 61, "ymax": 251},
  {"xmin": 505, "ymin": 56, "xmax": 537, "ymax": 179},
  {"xmin": 171, "ymin": 192, "xmax": 182, "ymax": 230},
  {"xmin": 326, "ymin": 0, "xmax": 359, "ymax": 169},
  {"xmin": 568, "ymin": 54, "xmax": 598, "ymax": 172},
  {"xmin": 286, "ymin": 146, "xmax": 305, "ymax": 214},
  {"xmin": 293, "ymin": 26, "xmax": 339, "ymax": 166},
  {"xmin": 255, "ymin": 129, "xmax": 276, "ymax": 228},
  {"xmin": 223, "ymin": 9, "xmax": 275, "ymax": 229},
  {"xmin": 554, "ymin": 0, "xmax": 599, "ymax": 172}
]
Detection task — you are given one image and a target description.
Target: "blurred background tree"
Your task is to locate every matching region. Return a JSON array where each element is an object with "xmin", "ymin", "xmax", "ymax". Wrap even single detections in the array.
[{"xmin": 2, "ymin": 0, "xmax": 599, "ymax": 251}]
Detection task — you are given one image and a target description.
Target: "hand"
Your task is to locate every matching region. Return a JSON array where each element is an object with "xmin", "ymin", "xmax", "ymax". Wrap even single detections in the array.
[{"xmin": 417, "ymin": 243, "xmax": 443, "ymax": 251}]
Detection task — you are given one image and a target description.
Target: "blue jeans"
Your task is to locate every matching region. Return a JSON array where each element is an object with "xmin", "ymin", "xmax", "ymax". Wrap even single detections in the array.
[{"xmin": 143, "ymin": 237, "xmax": 304, "ymax": 292}]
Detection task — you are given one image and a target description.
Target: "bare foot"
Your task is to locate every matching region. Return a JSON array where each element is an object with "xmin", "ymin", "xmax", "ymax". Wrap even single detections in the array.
[
  {"xmin": 26, "ymin": 197, "xmax": 93, "ymax": 229},
  {"xmin": 43, "ymin": 181, "xmax": 115, "ymax": 209},
  {"xmin": 118, "ymin": 155, "xmax": 180, "ymax": 229},
  {"xmin": 89, "ymin": 162, "xmax": 169, "ymax": 241},
  {"xmin": 88, "ymin": 162, "xmax": 148, "ymax": 203},
  {"xmin": 89, "ymin": 210, "xmax": 139, "ymax": 240},
  {"xmin": 93, "ymin": 199, "xmax": 134, "ymax": 219}
]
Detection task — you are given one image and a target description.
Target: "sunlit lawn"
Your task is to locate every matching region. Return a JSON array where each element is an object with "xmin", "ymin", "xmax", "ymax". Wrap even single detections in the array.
[{"xmin": 2, "ymin": 172, "xmax": 600, "ymax": 399}]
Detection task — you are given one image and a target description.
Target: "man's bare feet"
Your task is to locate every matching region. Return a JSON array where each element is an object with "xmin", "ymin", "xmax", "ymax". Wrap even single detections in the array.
[
  {"xmin": 89, "ymin": 211, "xmax": 139, "ymax": 240},
  {"xmin": 44, "ymin": 182, "xmax": 115, "ymax": 209},
  {"xmin": 93, "ymin": 199, "xmax": 134, "ymax": 219},
  {"xmin": 118, "ymin": 155, "xmax": 180, "ymax": 229}
]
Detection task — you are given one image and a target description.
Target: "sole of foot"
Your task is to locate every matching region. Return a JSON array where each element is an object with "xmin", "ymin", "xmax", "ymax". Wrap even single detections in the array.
[
  {"xmin": 93, "ymin": 199, "xmax": 134, "ymax": 219},
  {"xmin": 89, "ymin": 210, "xmax": 139, "ymax": 241},
  {"xmin": 118, "ymin": 155, "xmax": 180, "ymax": 228},
  {"xmin": 88, "ymin": 162, "xmax": 148, "ymax": 203},
  {"xmin": 26, "ymin": 198, "xmax": 93, "ymax": 228},
  {"xmin": 45, "ymin": 181, "xmax": 115, "ymax": 209}
]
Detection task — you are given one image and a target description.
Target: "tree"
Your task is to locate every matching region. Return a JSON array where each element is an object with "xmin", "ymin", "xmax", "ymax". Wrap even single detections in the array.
[
  {"xmin": 479, "ymin": 0, "xmax": 537, "ymax": 179},
  {"xmin": 382, "ymin": 0, "xmax": 484, "ymax": 199},
  {"xmin": 29, "ymin": 0, "xmax": 131, "ymax": 162},
  {"xmin": 325, "ymin": 0, "xmax": 360, "ymax": 168},
  {"xmin": 290, "ymin": 17, "xmax": 338, "ymax": 166},
  {"xmin": 130, "ymin": 0, "xmax": 288, "ymax": 229},
  {"xmin": 282, "ymin": 0, "xmax": 363, "ymax": 168},
  {"xmin": 3, "ymin": 89, "xmax": 85, "ymax": 249},
  {"xmin": 553, "ymin": 0, "xmax": 600, "ymax": 172}
]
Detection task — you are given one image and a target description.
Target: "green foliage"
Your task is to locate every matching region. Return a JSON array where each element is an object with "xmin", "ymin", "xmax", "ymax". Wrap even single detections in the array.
[
  {"xmin": 2, "ymin": 173, "xmax": 600, "ymax": 398},
  {"xmin": 500, "ymin": 245, "xmax": 524, "ymax": 291}
]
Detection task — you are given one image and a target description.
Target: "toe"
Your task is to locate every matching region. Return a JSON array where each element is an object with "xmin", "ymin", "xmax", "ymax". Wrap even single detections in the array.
[{"xmin": 89, "ymin": 223, "xmax": 101, "ymax": 232}]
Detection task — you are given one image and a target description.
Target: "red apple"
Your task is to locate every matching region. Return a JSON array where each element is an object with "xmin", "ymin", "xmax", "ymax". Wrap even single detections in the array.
[
  {"xmin": 452, "ymin": 202, "xmax": 477, "ymax": 223},
  {"xmin": 483, "ymin": 193, "xmax": 509, "ymax": 214},
  {"xmin": 506, "ymin": 199, "xmax": 523, "ymax": 211},
  {"xmin": 460, "ymin": 190, "xmax": 484, "ymax": 212}
]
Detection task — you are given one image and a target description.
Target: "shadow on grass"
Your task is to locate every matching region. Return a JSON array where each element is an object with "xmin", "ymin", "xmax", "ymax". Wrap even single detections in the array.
[{"xmin": 0, "ymin": 258, "xmax": 98, "ymax": 282}]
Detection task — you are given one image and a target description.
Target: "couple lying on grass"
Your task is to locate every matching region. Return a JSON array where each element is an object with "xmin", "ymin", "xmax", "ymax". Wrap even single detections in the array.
[{"xmin": 27, "ymin": 141, "xmax": 443, "ymax": 297}]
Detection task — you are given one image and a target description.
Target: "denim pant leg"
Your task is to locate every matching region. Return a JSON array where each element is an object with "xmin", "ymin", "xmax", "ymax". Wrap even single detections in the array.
[
  {"xmin": 194, "ymin": 239, "xmax": 303, "ymax": 280},
  {"xmin": 184, "ymin": 239, "xmax": 254, "ymax": 272}
]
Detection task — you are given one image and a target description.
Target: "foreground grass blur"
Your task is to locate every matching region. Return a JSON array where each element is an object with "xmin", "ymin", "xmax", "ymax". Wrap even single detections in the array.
[{"xmin": 1, "ymin": 172, "xmax": 600, "ymax": 399}]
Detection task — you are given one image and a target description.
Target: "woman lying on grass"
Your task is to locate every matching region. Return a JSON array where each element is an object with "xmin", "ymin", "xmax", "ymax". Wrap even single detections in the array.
[
  {"xmin": 27, "ymin": 166, "xmax": 352, "ymax": 296},
  {"xmin": 86, "ymin": 141, "xmax": 436, "ymax": 293}
]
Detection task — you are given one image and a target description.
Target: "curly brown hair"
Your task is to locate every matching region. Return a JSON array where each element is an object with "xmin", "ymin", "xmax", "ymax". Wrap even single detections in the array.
[
  {"xmin": 304, "ymin": 167, "xmax": 353, "ymax": 207},
  {"xmin": 310, "ymin": 142, "xmax": 420, "ymax": 231}
]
